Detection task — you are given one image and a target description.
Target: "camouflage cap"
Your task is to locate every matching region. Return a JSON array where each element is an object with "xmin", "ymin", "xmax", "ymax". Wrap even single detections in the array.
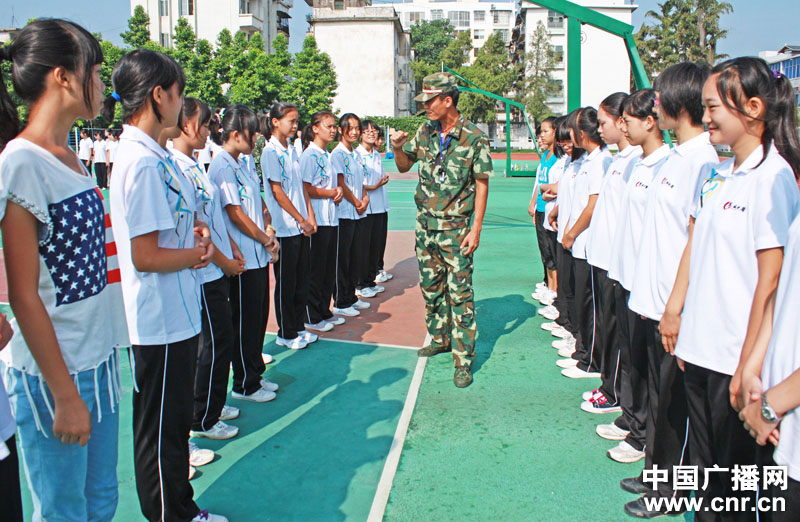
[{"xmin": 414, "ymin": 72, "xmax": 459, "ymax": 103}]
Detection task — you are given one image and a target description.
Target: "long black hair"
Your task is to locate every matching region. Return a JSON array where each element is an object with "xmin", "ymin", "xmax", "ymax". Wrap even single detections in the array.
[
  {"xmin": 211, "ymin": 104, "xmax": 259, "ymax": 147},
  {"xmin": 301, "ymin": 110, "xmax": 335, "ymax": 150},
  {"xmin": 260, "ymin": 102, "xmax": 298, "ymax": 141},
  {"xmin": 0, "ymin": 19, "xmax": 103, "ymax": 149},
  {"xmin": 181, "ymin": 98, "xmax": 212, "ymax": 129},
  {"xmin": 101, "ymin": 49, "xmax": 185, "ymax": 125},
  {"xmin": 599, "ymin": 92, "xmax": 629, "ymax": 120},
  {"xmin": 560, "ymin": 111, "xmax": 584, "ymax": 161},
  {"xmin": 570, "ymin": 106, "xmax": 605, "ymax": 149},
  {"xmin": 539, "ymin": 116, "xmax": 562, "ymax": 158},
  {"xmin": 653, "ymin": 62, "xmax": 710, "ymax": 125},
  {"xmin": 622, "ymin": 89, "xmax": 659, "ymax": 121},
  {"xmin": 712, "ymin": 57, "xmax": 800, "ymax": 178}
]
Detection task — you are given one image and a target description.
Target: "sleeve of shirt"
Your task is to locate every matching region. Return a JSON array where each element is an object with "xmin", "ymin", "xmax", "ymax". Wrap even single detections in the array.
[
  {"xmin": 0, "ymin": 150, "xmax": 51, "ymax": 240},
  {"xmin": 472, "ymin": 134, "xmax": 493, "ymax": 180},
  {"xmin": 262, "ymin": 148, "xmax": 283, "ymax": 184},
  {"xmin": 753, "ymin": 167, "xmax": 800, "ymax": 251},
  {"xmin": 124, "ymin": 159, "xmax": 176, "ymax": 238},
  {"xmin": 209, "ymin": 162, "xmax": 242, "ymax": 208},
  {"xmin": 298, "ymin": 152, "xmax": 314, "ymax": 184},
  {"xmin": 588, "ymin": 156, "xmax": 610, "ymax": 195},
  {"xmin": 401, "ymin": 126, "xmax": 422, "ymax": 164},
  {"xmin": 330, "ymin": 150, "xmax": 345, "ymax": 176}
]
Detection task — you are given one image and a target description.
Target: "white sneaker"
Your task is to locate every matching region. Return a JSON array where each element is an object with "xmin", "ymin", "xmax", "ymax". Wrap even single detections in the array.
[
  {"xmin": 231, "ymin": 388, "xmax": 277, "ymax": 402},
  {"xmin": 552, "ymin": 338, "xmax": 575, "ymax": 351},
  {"xmin": 557, "ymin": 345, "xmax": 576, "ymax": 358},
  {"xmin": 536, "ymin": 282, "xmax": 547, "ymax": 290},
  {"xmin": 537, "ymin": 304, "xmax": 555, "ymax": 317},
  {"xmin": 596, "ymin": 423, "xmax": 630, "ymax": 441},
  {"xmin": 541, "ymin": 321, "xmax": 559, "ymax": 331},
  {"xmin": 191, "ymin": 511, "xmax": 229, "ymax": 522},
  {"xmin": 539, "ymin": 291, "xmax": 556, "ymax": 307},
  {"xmin": 356, "ymin": 287, "xmax": 377, "ymax": 298},
  {"xmin": 262, "ymin": 353, "xmax": 274, "ymax": 365},
  {"xmin": 352, "ymin": 299, "xmax": 370, "ymax": 310},
  {"xmin": 189, "ymin": 465, "xmax": 196, "ymax": 480},
  {"xmin": 372, "ymin": 285, "xmax": 385, "ymax": 293},
  {"xmin": 190, "ymin": 420, "xmax": 239, "ymax": 440},
  {"xmin": 188, "ymin": 442, "xmax": 215, "ymax": 467},
  {"xmin": 326, "ymin": 316, "xmax": 346, "ymax": 326},
  {"xmin": 582, "ymin": 389, "xmax": 601, "ymax": 402},
  {"xmin": 556, "ymin": 358, "xmax": 578, "ymax": 368},
  {"xmin": 219, "ymin": 404, "xmax": 240, "ymax": 421},
  {"xmin": 532, "ymin": 288, "xmax": 548, "ymax": 300},
  {"xmin": 276, "ymin": 336, "xmax": 308, "ymax": 350},
  {"xmin": 540, "ymin": 305, "xmax": 559, "ymax": 320},
  {"xmin": 551, "ymin": 326, "xmax": 573, "ymax": 339},
  {"xmin": 304, "ymin": 320, "xmax": 334, "ymax": 332},
  {"xmin": 607, "ymin": 441, "xmax": 645, "ymax": 463},
  {"xmin": 299, "ymin": 330, "xmax": 319, "ymax": 343},
  {"xmin": 581, "ymin": 399, "xmax": 622, "ymax": 414},
  {"xmin": 378, "ymin": 270, "xmax": 393, "ymax": 281},
  {"xmin": 260, "ymin": 378, "xmax": 279, "ymax": 392},
  {"xmin": 561, "ymin": 366, "xmax": 601, "ymax": 379},
  {"xmin": 333, "ymin": 306, "xmax": 360, "ymax": 317}
]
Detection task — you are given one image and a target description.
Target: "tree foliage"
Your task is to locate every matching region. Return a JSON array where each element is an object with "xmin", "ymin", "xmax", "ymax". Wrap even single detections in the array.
[
  {"xmin": 409, "ymin": 19, "xmax": 457, "ymax": 83},
  {"xmin": 515, "ymin": 21, "xmax": 556, "ymax": 123},
  {"xmin": 284, "ymin": 35, "xmax": 338, "ymax": 123},
  {"xmin": 120, "ymin": 5, "xmax": 151, "ymax": 49},
  {"xmin": 458, "ymin": 32, "xmax": 516, "ymax": 123}
]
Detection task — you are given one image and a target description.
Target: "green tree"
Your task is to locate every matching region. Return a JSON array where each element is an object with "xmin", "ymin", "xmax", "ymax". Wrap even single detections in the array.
[
  {"xmin": 409, "ymin": 19, "xmax": 456, "ymax": 82},
  {"xmin": 226, "ymin": 32, "xmax": 284, "ymax": 113},
  {"xmin": 169, "ymin": 18, "xmax": 224, "ymax": 108},
  {"xmin": 459, "ymin": 32, "xmax": 515, "ymax": 122},
  {"xmin": 121, "ymin": 5, "xmax": 151, "ymax": 48},
  {"xmin": 516, "ymin": 21, "xmax": 556, "ymax": 122},
  {"xmin": 441, "ymin": 30, "xmax": 473, "ymax": 72},
  {"xmin": 284, "ymin": 35, "xmax": 337, "ymax": 123}
]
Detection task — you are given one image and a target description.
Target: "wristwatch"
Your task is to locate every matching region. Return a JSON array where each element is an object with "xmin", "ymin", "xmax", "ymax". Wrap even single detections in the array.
[{"xmin": 761, "ymin": 392, "xmax": 780, "ymax": 423}]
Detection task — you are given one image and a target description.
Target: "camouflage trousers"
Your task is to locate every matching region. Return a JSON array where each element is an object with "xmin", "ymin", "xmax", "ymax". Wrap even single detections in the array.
[{"xmin": 415, "ymin": 222, "xmax": 476, "ymax": 368}]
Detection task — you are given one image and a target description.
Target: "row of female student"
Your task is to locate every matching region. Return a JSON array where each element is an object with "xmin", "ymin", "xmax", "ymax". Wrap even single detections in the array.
[
  {"xmin": 0, "ymin": 19, "xmax": 393, "ymax": 522},
  {"xmin": 528, "ymin": 59, "xmax": 800, "ymax": 520}
]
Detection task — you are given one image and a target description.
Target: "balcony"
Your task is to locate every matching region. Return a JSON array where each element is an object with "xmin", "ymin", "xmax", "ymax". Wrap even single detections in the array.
[{"xmin": 239, "ymin": 13, "xmax": 264, "ymax": 31}]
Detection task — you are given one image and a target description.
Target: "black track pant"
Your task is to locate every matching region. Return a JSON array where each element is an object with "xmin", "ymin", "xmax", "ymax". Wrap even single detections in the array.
[
  {"xmin": 306, "ymin": 225, "xmax": 337, "ymax": 324},
  {"xmin": 595, "ymin": 269, "xmax": 621, "ymax": 405},
  {"xmin": 621, "ymin": 303, "xmax": 648, "ymax": 451},
  {"xmin": 571, "ymin": 258, "xmax": 595, "ymax": 370},
  {"xmin": 335, "ymin": 219, "xmax": 358, "ymax": 308},
  {"xmin": 554, "ymin": 244, "xmax": 576, "ymax": 334},
  {"xmin": 193, "ymin": 276, "xmax": 234, "ymax": 431},
  {"xmin": 377, "ymin": 211, "xmax": 388, "ymax": 271},
  {"xmin": 366, "ymin": 212, "xmax": 387, "ymax": 286},
  {"xmin": 0, "ymin": 434, "xmax": 23, "ymax": 522},
  {"xmin": 95, "ymin": 163, "xmax": 108, "ymax": 189},
  {"xmin": 274, "ymin": 234, "xmax": 310, "ymax": 340},
  {"xmin": 643, "ymin": 319, "xmax": 690, "ymax": 499},
  {"xmin": 353, "ymin": 217, "xmax": 372, "ymax": 290},
  {"xmin": 230, "ymin": 266, "xmax": 268, "ymax": 395},
  {"xmin": 132, "ymin": 337, "xmax": 200, "ymax": 522}
]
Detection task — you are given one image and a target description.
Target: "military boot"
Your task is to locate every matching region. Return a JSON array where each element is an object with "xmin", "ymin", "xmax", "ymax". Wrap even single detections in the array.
[
  {"xmin": 417, "ymin": 345, "xmax": 450, "ymax": 357},
  {"xmin": 453, "ymin": 366, "xmax": 473, "ymax": 388}
]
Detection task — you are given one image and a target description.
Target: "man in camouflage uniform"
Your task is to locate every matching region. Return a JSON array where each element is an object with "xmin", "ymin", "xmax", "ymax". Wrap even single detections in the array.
[{"xmin": 391, "ymin": 72, "xmax": 492, "ymax": 388}]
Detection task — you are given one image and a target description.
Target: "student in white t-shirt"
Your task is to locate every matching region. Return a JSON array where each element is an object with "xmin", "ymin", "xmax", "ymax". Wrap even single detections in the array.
[
  {"xmin": 300, "ymin": 111, "xmax": 345, "ymax": 332},
  {"xmin": 560, "ymin": 108, "xmax": 612, "ymax": 381},
  {"xmin": 581, "ymin": 92, "xmax": 642, "ymax": 417},
  {"xmin": 106, "ymin": 129, "xmax": 118, "ymax": 178},
  {"xmin": 93, "ymin": 131, "xmax": 108, "ymax": 189},
  {"xmin": 662, "ymin": 57, "xmax": 800, "ymax": 518},
  {"xmin": 78, "ymin": 128, "xmax": 93, "ymax": 169},
  {"xmin": 293, "ymin": 128, "xmax": 304, "ymax": 157},
  {"xmin": 105, "ymin": 49, "xmax": 227, "ymax": 522},
  {"xmin": 196, "ymin": 135, "xmax": 213, "ymax": 172},
  {"xmin": 0, "ymin": 20, "xmax": 129, "ymax": 521},
  {"xmin": 331, "ymin": 113, "xmax": 370, "ymax": 317},
  {"xmin": 207, "ymin": 105, "xmax": 279, "ymax": 405},
  {"xmin": 262, "ymin": 102, "xmax": 317, "ymax": 350},
  {"xmin": 606, "ymin": 89, "xmax": 670, "ymax": 466},
  {"xmin": 357, "ymin": 119, "xmax": 389, "ymax": 297}
]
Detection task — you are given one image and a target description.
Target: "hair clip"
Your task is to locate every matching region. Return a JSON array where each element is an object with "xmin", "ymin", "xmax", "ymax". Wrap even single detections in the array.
[
  {"xmin": 773, "ymin": 70, "xmax": 782, "ymax": 80},
  {"xmin": 111, "ymin": 91, "xmax": 121, "ymax": 102},
  {"xmin": 653, "ymin": 98, "xmax": 660, "ymax": 106}
]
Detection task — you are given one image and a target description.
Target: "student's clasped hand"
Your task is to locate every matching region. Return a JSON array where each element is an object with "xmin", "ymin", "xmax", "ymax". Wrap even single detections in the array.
[
  {"xmin": 738, "ymin": 374, "xmax": 780, "ymax": 447},
  {"xmin": 332, "ymin": 186, "xmax": 344, "ymax": 204},
  {"xmin": 192, "ymin": 222, "xmax": 215, "ymax": 269}
]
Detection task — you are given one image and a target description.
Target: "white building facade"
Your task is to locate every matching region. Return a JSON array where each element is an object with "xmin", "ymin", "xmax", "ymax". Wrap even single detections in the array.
[
  {"xmin": 521, "ymin": 0, "xmax": 636, "ymax": 115},
  {"xmin": 308, "ymin": 1, "xmax": 413, "ymax": 116},
  {"xmin": 130, "ymin": 0, "xmax": 292, "ymax": 52},
  {"xmin": 387, "ymin": 0, "xmax": 516, "ymax": 64},
  {"xmin": 761, "ymin": 45, "xmax": 800, "ymax": 106}
]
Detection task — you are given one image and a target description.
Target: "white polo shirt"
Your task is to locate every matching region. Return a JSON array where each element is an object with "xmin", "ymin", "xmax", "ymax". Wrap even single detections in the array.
[
  {"xmin": 586, "ymin": 145, "xmax": 641, "ymax": 271},
  {"xmin": 675, "ymin": 144, "xmax": 800, "ymax": 375},
  {"xmin": 196, "ymin": 137, "xmax": 212, "ymax": 166},
  {"xmin": 607, "ymin": 144, "xmax": 670, "ymax": 289},
  {"xmin": 566, "ymin": 146, "xmax": 612, "ymax": 260},
  {"xmin": 110, "ymin": 125, "xmax": 202, "ymax": 345},
  {"xmin": 207, "ymin": 150, "xmax": 269, "ymax": 270},
  {"xmin": 556, "ymin": 155, "xmax": 583, "ymax": 243},
  {"xmin": 171, "ymin": 147, "xmax": 233, "ymax": 284},
  {"xmin": 300, "ymin": 142, "xmax": 338, "ymax": 227},
  {"xmin": 357, "ymin": 144, "xmax": 387, "ymax": 214},
  {"xmin": 762, "ymin": 213, "xmax": 800, "ymax": 481},
  {"xmin": 628, "ymin": 133, "xmax": 718, "ymax": 320},
  {"xmin": 78, "ymin": 137, "xmax": 93, "ymax": 161},
  {"xmin": 107, "ymin": 140, "xmax": 117, "ymax": 163},
  {"xmin": 543, "ymin": 155, "xmax": 567, "ymax": 233},
  {"xmin": 262, "ymin": 136, "xmax": 308, "ymax": 238},
  {"xmin": 330, "ymin": 143, "xmax": 365, "ymax": 221},
  {"xmin": 93, "ymin": 139, "xmax": 107, "ymax": 163}
]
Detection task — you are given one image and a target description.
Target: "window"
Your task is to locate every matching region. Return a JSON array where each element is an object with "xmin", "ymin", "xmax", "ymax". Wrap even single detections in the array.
[
  {"xmin": 547, "ymin": 9, "xmax": 564, "ymax": 29},
  {"xmin": 179, "ymin": 0, "xmax": 193, "ymax": 16},
  {"xmin": 408, "ymin": 12, "xmax": 424, "ymax": 24},
  {"xmin": 431, "ymin": 10, "xmax": 444, "ymax": 21},
  {"xmin": 474, "ymin": 11, "xmax": 485, "ymax": 22},
  {"xmin": 160, "ymin": 32, "xmax": 169, "ymax": 47},
  {"xmin": 547, "ymin": 79, "xmax": 564, "ymax": 98},
  {"xmin": 239, "ymin": 0, "xmax": 252, "ymax": 14},
  {"xmin": 495, "ymin": 29, "xmax": 510, "ymax": 43},
  {"xmin": 553, "ymin": 45, "xmax": 564, "ymax": 64},
  {"xmin": 159, "ymin": 0, "xmax": 168, "ymax": 16},
  {"xmin": 448, "ymin": 11, "xmax": 470, "ymax": 28},
  {"xmin": 492, "ymin": 10, "xmax": 511, "ymax": 25},
  {"xmin": 473, "ymin": 29, "xmax": 485, "ymax": 40},
  {"xmin": 334, "ymin": 0, "xmax": 344, "ymax": 9}
]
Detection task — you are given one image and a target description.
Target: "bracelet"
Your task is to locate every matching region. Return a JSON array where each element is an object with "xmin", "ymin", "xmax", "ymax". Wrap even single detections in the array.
[{"xmin": 266, "ymin": 224, "xmax": 276, "ymax": 233}]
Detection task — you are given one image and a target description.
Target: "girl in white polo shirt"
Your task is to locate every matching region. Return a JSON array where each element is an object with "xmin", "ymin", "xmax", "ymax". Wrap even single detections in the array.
[
  {"xmin": 207, "ymin": 105, "xmax": 279, "ymax": 403},
  {"xmin": 582, "ymin": 92, "xmax": 642, "ymax": 416},
  {"xmin": 262, "ymin": 102, "xmax": 317, "ymax": 350},
  {"xmin": 301, "ymin": 111, "xmax": 345, "ymax": 331},
  {"xmin": 358, "ymin": 119, "xmax": 389, "ymax": 296},
  {"xmin": 605, "ymin": 89, "xmax": 671, "ymax": 465},
  {"xmin": 0, "ymin": 20, "xmax": 128, "ymax": 521},
  {"xmin": 662, "ymin": 57, "xmax": 800, "ymax": 520},
  {"xmin": 106, "ymin": 50, "xmax": 228, "ymax": 522},
  {"xmin": 560, "ymin": 107, "xmax": 612, "ymax": 381}
]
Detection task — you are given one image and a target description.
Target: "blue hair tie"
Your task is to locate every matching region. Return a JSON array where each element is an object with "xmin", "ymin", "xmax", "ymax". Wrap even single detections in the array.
[{"xmin": 111, "ymin": 91, "xmax": 121, "ymax": 102}]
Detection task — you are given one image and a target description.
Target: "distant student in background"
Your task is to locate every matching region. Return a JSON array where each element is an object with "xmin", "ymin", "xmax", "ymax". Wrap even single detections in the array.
[
  {"xmin": 78, "ymin": 128, "xmax": 93, "ymax": 169},
  {"xmin": 93, "ymin": 131, "xmax": 108, "ymax": 188},
  {"xmin": 106, "ymin": 129, "xmax": 118, "ymax": 178}
]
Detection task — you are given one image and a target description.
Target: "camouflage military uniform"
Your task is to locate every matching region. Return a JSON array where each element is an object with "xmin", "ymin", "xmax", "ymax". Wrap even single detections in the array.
[{"xmin": 403, "ymin": 113, "xmax": 493, "ymax": 368}]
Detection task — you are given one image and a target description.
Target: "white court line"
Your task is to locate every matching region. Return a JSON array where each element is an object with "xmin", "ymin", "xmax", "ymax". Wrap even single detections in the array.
[
  {"xmin": 264, "ymin": 331, "xmax": 421, "ymax": 351},
  {"xmin": 367, "ymin": 332, "xmax": 430, "ymax": 522}
]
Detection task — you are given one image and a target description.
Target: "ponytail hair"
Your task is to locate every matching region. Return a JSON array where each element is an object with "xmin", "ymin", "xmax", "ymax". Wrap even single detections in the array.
[
  {"xmin": 599, "ymin": 92, "xmax": 629, "ymax": 120},
  {"xmin": 181, "ymin": 97, "xmax": 211, "ymax": 132},
  {"xmin": 101, "ymin": 49, "xmax": 185, "ymax": 125},
  {"xmin": 301, "ymin": 110, "xmax": 335, "ymax": 150},
  {"xmin": 572, "ymin": 107, "xmax": 604, "ymax": 149},
  {"xmin": 1, "ymin": 19, "xmax": 102, "ymax": 149},
  {"xmin": 712, "ymin": 57, "xmax": 800, "ymax": 178},
  {"xmin": 212, "ymin": 104, "xmax": 258, "ymax": 147},
  {"xmin": 622, "ymin": 88, "xmax": 659, "ymax": 121},
  {"xmin": 260, "ymin": 101, "xmax": 298, "ymax": 141}
]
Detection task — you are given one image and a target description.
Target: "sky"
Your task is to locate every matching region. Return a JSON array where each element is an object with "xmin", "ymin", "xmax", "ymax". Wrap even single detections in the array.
[{"xmin": 2, "ymin": 1, "xmax": 798, "ymax": 57}]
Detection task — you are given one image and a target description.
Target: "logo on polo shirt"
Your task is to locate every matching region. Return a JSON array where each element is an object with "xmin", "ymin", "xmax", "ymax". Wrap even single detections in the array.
[
  {"xmin": 661, "ymin": 177, "xmax": 675, "ymax": 189},
  {"xmin": 723, "ymin": 201, "xmax": 746, "ymax": 212},
  {"xmin": 635, "ymin": 181, "xmax": 649, "ymax": 189}
]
